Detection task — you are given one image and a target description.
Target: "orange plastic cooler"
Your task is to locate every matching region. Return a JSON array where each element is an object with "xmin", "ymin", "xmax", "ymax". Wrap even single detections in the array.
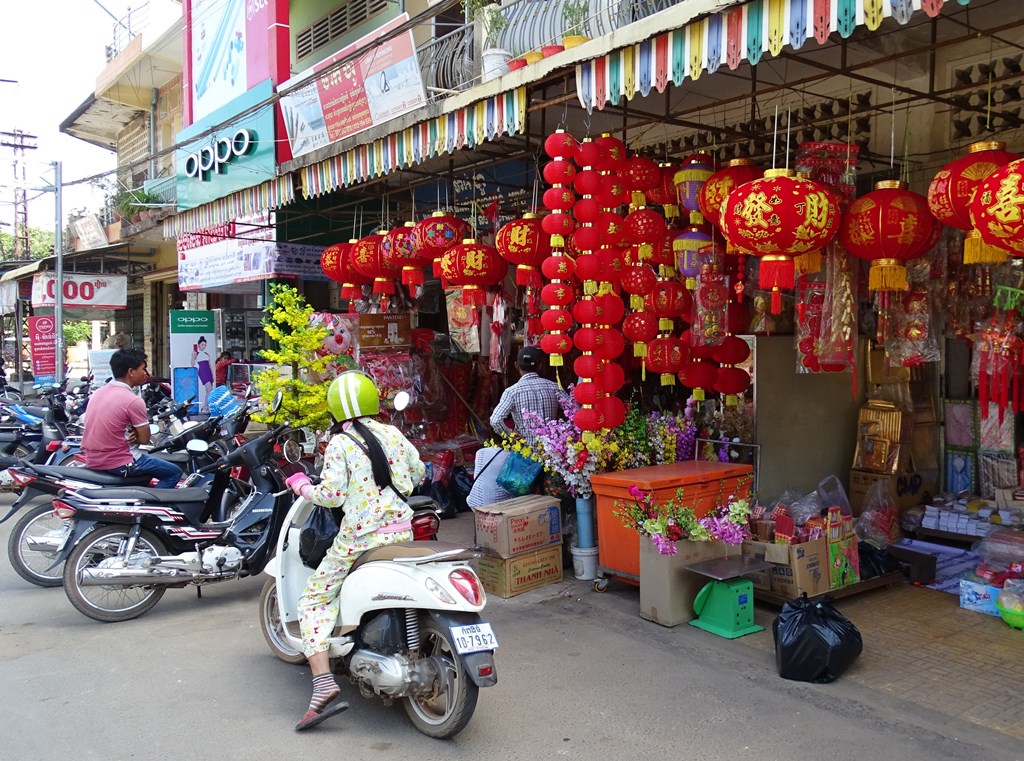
[{"xmin": 590, "ymin": 462, "xmax": 754, "ymax": 584}]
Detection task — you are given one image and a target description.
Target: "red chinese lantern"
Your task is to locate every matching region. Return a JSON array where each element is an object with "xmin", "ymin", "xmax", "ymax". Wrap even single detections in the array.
[
  {"xmin": 596, "ymin": 329, "xmax": 625, "ymax": 360},
  {"xmin": 645, "ymin": 279, "xmax": 691, "ymax": 330},
  {"xmin": 543, "ymin": 159, "xmax": 576, "ymax": 186},
  {"xmin": 597, "ymin": 212, "xmax": 627, "ymax": 247},
  {"xmin": 324, "ymin": 239, "xmax": 373, "ymax": 301},
  {"xmin": 675, "ymin": 153, "xmax": 716, "ymax": 224},
  {"xmin": 647, "ymin": 163, "xmax": 681, "ymax": 219},
  {"xmin": 574, "ymin": 137, "xmax": 603, "ymax": 168},
  {"xmin": 543, "ymin": 187, "xmax": 575, "ymax": 211},
  {"xmin": 928, "ymin": 141, "xmax": 1020, "ymax": 263},
  {"xmin": 969, "ymin": 158, "xmax": 1024, "ymax": 259},
  {"xmin": 495, "ymin": 214, "xmax": 551, "ymax": 288},
  {"xmin": 573, "ymin": 406, "xmax": 606, "ymax": 437},
  {"xmin": 542, "ymin": 255, "xmax": 575, "ymax": 280},
  {"xmin": 624, "ymin": 156, "xmax": 662, "ymax": 205},
  {"xmin": 596, "ymin": 361, "xmax": 625, "ymax": 393},
  {"xmin": 382, "ymin": 222, "xmax": 432, "ymax": 291},
  {"xmin": 623, "ymin": 311, "xmax": 658, "ymax": 357},
  {"xmin": 711, "ymin": 334, "xmax": 751, "ymax": 365},
  {"xmin": 573, "ymin": 381, "xmax": 603, "ymax": 406},
  {"xmin": 573, "ymin": 196, "xmax": 602, "ymax": 224},
  {"xmin": 320, "ymin": 242, "xmax": 350, "ymax": 284},
  {"xmin": 412, "ymin": 211, "xmax": 468, "ymax": 278},
  {"xmin": 541, "ymin": 309, "xmax": 573, "ymax": 332},
  {"xmin": 593, "ymin": 134, "xmax": 626, "ymax": 171},
  {"xmin": 624, "ymin": 207, "xmax": 668, "ymax": 254},
  {"xmin": 621, "ymin": 264, "xmax": 657, "ymax": 310},
  {"xmin": 573, "ymin": 353, "xmax": 603, "ymax": 379},
  {"xmin": 840, "ymin": 180, "xmax": 937, "ymax": 292},
  {"xmin": 350, "ymin": 232, "xmax": 401, "ymax": 298},
  {"xmin": 713, "ymin": 366, "xmax": 750, "ymax": 404},
  {"xmin": 647, "ymin": 337, "xmax": 685, "ymax": 385},
  {"xmin": 597, "ymin": 178, "xmax": 629, "ymax": 208},
  {"xmin": 544, "ymin": 129, "xmax": 577, "ymax": 160},
  {"xmin": 575, "ymin": 254, "xmax": 604, "ymax": 283},
  {"xmin": 678, "ymin": 359, "xmax": 718, "ymax": 399},
  {"xmin": 698, "ymin": 159, "xmax": 763, "ymax": 227},
  {"xmin": 572, "ymin": 225, "xmax": 602, "ymax": 252},
  {"xmin": 721, "ymin": 169, "xmax": 840, "ymax": 313},
  {"xmin": 681, "ymin": 327, "xmax": 718, "ymax": 360},
  {"xmin": 541, "ymin": 281, "xmax": 575, "ymax": 307},
  {"xmin": 594, "ymin": 293, "xmax": 625, "ymax": 325},
  {"xmin": 541, "ymin": 212, "xmax": 575, "ymax": 244},
  {"xmin": 440, "ymin": 239, "xmax": 509, "ymax": 306},
  {"xmin": 573, "ymin": 170, "xmax": 603, "ymax": 197},
  {"xmin": 597, "ymin": 395, "xmax": 626, "ymax": 429},
  {"xmin": 600, "ymin": 247, "xmax": 627, "ymax": 287},
  {"xmin": 540, "ymin": 332, "xmax": 573, "ymax": 360}
]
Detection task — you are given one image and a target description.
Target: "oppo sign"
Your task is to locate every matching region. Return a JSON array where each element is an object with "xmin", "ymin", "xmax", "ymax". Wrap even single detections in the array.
[{"xmin": 183, "ymin": 128, "xmax": 255, "ymax": 182}]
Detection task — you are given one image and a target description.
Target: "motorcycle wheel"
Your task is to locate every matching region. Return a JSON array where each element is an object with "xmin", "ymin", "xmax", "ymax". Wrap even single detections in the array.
[
  {"xmin": 53, "ymin": 452, "xmax": 84, "ymax": 467},
  {"xmin": 402, "ymin": 617, "xmax": 479, "ymax": 739},
  {"xmin": 7, "ymin": 503, "xmax": 67, "ymax": 587},
  {"xmin": 63, "ymin": 526, "xmax": 168, "ymax": 623},
  {"xmin": 258, "ymin": 579, "xmax": 306, "ymax": 664}
]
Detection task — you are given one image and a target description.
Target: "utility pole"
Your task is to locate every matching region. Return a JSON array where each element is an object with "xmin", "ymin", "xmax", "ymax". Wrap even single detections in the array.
[{"xmin": 0, "ymin": 130, "xmax": 39, "ymax": 259}]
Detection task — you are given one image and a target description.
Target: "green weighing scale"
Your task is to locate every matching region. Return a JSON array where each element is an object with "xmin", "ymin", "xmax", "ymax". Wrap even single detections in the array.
[{"xmin": 685, "ymin": 556, "xmax": 771, "ymax": 639}]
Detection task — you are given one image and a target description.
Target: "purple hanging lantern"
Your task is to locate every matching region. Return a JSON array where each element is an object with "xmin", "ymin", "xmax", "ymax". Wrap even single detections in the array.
[
  {"xmin": 673, "ymin": 153, "xmax": 716, "ymax": 225},
  {"xmin": 673, "ymin": 226, "xmax": 713, "ymax": 290}
]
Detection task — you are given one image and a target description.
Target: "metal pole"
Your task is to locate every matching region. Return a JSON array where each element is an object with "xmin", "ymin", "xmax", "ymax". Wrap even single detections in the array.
[
  {"xmin": 14, "ymin": 297, "xmax": 23, "ymax": 391},
  {"xmin": 53, "ymin": 161, "xmax": 64, "ymax": 386}
]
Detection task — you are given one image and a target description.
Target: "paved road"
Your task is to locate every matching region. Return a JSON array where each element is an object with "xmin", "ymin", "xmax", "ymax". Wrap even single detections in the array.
[{"xmin": 0, "ymin": 494, "xmax": 1019, "ymax": 761}]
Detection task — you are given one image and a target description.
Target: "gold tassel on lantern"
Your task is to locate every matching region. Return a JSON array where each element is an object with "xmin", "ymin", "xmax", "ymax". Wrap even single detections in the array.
[
  {"xmin": 630, "ymin": 295, "xmax": 645, "ymax": 310},
  {"xmin": 661, "ymin": 373, "xmax": 675, "ymax": 386},
  {"xmin": 634, "ymin": 342, "xmax": 647, "ymax": 358},
  {"xmin": 964, "ymin": 230, "xmax": 1009, "ymax": 264},
  {"xmin": 693, "ymin": 387, "xmax": 705, "ymax": 401},
  {"xmin": 868, "ymin": 258, "xmax": 909, "ymax": 292}
]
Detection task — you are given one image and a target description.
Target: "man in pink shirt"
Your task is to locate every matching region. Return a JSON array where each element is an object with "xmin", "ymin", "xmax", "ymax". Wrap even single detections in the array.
[{"xmin": 81, "ymin": 348, "xmax": 182, "ymax": 489}]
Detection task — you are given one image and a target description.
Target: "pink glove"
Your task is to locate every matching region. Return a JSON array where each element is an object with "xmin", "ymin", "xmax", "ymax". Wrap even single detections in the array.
[{"xmin": 285, "ymin": 472, "xmax": 313, "ymax": 499}]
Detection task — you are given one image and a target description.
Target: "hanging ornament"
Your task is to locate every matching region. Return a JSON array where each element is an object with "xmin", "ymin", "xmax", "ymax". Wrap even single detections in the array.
[
  {"xmin": 674, "ymin": 153, "xmax": 716, "ymax": 225},
  {"xmin": 350, "ymin": 232, "xmax": 402, "ymax": 306},
  {"xmin": 840, "ymin": 180, "xmax": 938, "ymax": 293},
  {"xmin": 593, "ymin": 134, "xmax": 626, "ymax": 171},
  {"xmin": 710, "ymin": 334, "xmax": 751, "ymax": 405},
  {"xmin": 623, "ymin": 311, "xmax": 659, "ymax": 357},
  {"xmin": 382, "ymin": 222, "xmax": 432, "ymax": 293},
  {"xmin": 412, "ymin": 211, "xmax": 469, "ymax": 278},
  {"xmin": 698, "ymin": 158, "xmax": 764, "ymax": 227},
  {"xmin": 623, "ymin": 155, "xmax": 662, "ymax": 206},
  {"xmin": 623, "ymin": 207, "xmax": 668, "ymax": 259},
  {"xmin": 321, "ymin": 241, "xmax": 351, "ymax": 284},
  {"xmin": 645, "ymin": 279, "xmax": 691, "ymax": 332},
  {"xmin": 495, "ymin": 213, "xmax": 552, "ymax": 288},
  {"xmin": 647, "ymin": 336, "xmax": 686, "ymax": 385},
  {"xmin": 928, "ymin": 141, "xmax": 1020, "ymax": 263},
  {"xmin": 693, "ymin": 266, "xmax": 729, "ymax": 345},
  {"xmin": 721, "ymin": 169, "xmax": 840, "ymax": 314},
  {"xmin": 646, "ymin": 163, "xmax": 681, "ymax": 220},
  {"xmin": 677, "ymin": 359, "xmax": 718, "ymax": 401},
  {"xmin": 440, "ymin": 238, "xmax": 508, "ymax": 306},
  {"xmin": 674, "ymin": 226, "xmax": 713, "ymax": 289},
  {"xmin": 596, "ymin": 361, "xmax": 625, "ymax": 393},
  {"xmin": 597, "ymin": 395, "xmax": 626, "ymax": 429},
  {"xmin": 621, "ymin": 264, "xmax": 658, "ymax": 310},
  {"xmin": 969, "ymin": 158, "xmax": 1024, "ymax": 259}
]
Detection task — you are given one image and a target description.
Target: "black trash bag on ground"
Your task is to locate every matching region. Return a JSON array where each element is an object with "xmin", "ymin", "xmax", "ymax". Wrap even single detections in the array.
[
  {"xmin": 413, "ymin": 480, "xmax": 456, "ymax": 518},
  {"xmin": 773, "ymin": 594, "xmax": 863, "ymax": 683},
  {"xmin": 451, "ymin": 466, "xmax": 473, "ymax": 513},
  {"xmin": 857, "ymin": 541, "xmax": 902, "ymax": 580},
  {"xmin": 299, "ymin": 506, "xmax": 343, "ymax": 569}
]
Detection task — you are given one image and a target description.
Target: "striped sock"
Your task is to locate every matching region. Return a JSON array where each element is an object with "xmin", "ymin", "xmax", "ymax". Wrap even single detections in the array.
[{"xmin": 308, "ymin": 673, "xmax": 340, "ymax": 713}]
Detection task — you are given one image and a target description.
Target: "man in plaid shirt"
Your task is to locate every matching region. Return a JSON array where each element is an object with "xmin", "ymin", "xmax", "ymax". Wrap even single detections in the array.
[{"xmin": 490, "ymin": 347, "xmax": 564, "ymax": 442}]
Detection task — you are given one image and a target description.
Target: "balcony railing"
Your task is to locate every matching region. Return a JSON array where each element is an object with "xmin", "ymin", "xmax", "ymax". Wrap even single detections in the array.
[{"xmin": 105, "ymin": 2, "xmax": 151, "ymax": 61}]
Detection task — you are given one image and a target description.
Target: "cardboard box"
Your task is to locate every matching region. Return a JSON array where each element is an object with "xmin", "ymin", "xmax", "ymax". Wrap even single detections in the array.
[
  {"xmin": 473, "ymin": 495, "xmax": 562, "ymax": 558},
  {"xmin": 849, "ymin": 468, "xmax": 931, "ymax": 515},
  {"xmin": 886, "ymin": 544, "xmax": 937, "ymax": 584},
  {"xmin": 473, "ymin": 545, "xmax": 563, "ymax": 598},
  {"xmin": 639, "ymin": 539, "xmax": 736, "ymax": 627},
  {"xmin": 828, "ymin": 538, "xmax": 861, "ymax": 589},
  {"xmin": 739, "ymin": 543, "xmax": 773, "ymax": 591},
  {"xmin": 959, "ymin": 578, "xmax": 1001, "ymax": 617},
  {"xmin": 744, "ymin": 538, "xmax": 829, "ymax": 599}
]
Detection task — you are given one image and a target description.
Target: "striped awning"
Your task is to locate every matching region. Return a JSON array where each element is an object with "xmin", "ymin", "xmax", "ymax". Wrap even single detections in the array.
[
  {"xmin": 163, "ymin": 175, "xmax": 295, "ymax": 237},
  {"xmin": 300, "ymin": 87, "xmax": 528, "ymax": 199},
  {"xmin": 576, "ymin": 0, "xmax": 975, "ymax": 112}
]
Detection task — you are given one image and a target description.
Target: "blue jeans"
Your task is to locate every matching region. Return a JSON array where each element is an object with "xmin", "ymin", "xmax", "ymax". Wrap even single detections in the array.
[{"xmin": 107, "ymin": 453, "xmax": 183, "ymax": 489}]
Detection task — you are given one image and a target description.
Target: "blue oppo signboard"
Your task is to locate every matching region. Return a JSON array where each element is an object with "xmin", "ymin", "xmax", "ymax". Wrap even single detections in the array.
[{"xmin": 175, "ymin": 79, "xmax": 277, "ymax": 210}]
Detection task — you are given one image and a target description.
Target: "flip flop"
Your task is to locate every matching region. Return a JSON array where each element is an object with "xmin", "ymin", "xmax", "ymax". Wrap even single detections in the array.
[{"xmin": 295, "ymin": 693, "xmax": 350, "ymax": 731}]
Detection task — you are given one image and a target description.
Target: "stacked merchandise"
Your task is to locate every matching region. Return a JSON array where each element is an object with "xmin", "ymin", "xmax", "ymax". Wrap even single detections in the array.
[
  {"xmin": 471, "ymin": 495, "xmax": 564, "ymax": 598},
  {"xmin": 960, "ymin": 529, "xmax": 1024, "ymax": 619},
  {"xmin": 920, "ymin": 500, "xmax": 1004, "ymax": 537}
]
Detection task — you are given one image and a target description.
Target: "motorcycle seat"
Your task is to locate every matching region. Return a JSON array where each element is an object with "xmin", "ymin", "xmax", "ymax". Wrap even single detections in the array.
[
  {"xmin": 29, "ymin": 464, "xmax": 152, "ymax": 486},
  {"xmin": 151, "ymin": 451, "xmax": 190, "ymax": 464},
  {"xmin": 90, "ymin": 486, "xmax": 211, "ymax": 504},
  {"xmin": 0, "ymin": 432, "xmax": 19, "ymax": 443},
  {"xmin": 406, "ymin": 495, "xmax": 436, "ymax": 511},
  {"xmin": 20, "ymin": 405, "xmax": 49, "ymax": 418},
  {"xmin": 351, "ymin": 540, "xmax": 473, "ymax": 572}
]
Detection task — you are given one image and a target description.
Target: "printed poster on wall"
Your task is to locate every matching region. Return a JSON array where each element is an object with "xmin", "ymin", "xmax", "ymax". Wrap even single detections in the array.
[
  {"xmin": 87, "ymin": 349, "xmax": 117, "ymax": 389},
  {"xmin": 27, "ymin": 316, "xmax": 57, "ymax": 386},
  {"xmin": 169, "ymin": 310, "xmax": 216, "ymax": 412},
  {"xmin": 279, "ymin": 13, "xmax": 426, "ymax": 158}
]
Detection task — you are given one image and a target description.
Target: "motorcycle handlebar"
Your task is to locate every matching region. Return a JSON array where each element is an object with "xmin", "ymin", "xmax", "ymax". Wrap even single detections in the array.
[{"xmin": 198, "ymin": 422, "xmax": 291, "ymax": 474}]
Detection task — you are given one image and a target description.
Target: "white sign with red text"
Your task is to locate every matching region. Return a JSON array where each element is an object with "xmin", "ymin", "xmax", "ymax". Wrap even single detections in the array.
[{"xmin": 31, "ymin": 272, "xmax": 128, "ymax": 310}]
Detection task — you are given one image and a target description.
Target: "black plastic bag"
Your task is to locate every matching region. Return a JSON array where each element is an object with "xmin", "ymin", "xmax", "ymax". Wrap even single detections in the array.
[
  {"xmin": 451, "ymin": 466, "xmax": 473, "ymax": 513},
  {"xmin": 772, "ymin": 594, "xmax": 863, "ymax": 683},
  {"xmin": 857, "ymin": 542, "xmax": 901, "ymax": 581},
  {"xmin": 414, "ymin": 480, "xmax": 456, "ymax": 519},
  {"xmin": 299, "ymin": 506, "xmax": 343, "ymax": 569}
]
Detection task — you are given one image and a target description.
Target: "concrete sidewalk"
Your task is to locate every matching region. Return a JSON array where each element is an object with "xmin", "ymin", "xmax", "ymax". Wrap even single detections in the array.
[{"xmin": 439, "ymin": 510, "xmax": 1024, "ymax": 749}]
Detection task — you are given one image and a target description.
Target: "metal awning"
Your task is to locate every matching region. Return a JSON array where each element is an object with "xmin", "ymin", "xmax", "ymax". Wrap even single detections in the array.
[{"xmin": 0, "ymin": 243, "xmax": 156, "ymax": 283}]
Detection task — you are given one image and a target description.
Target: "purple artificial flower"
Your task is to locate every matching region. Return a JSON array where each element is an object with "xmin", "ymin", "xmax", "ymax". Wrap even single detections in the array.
[
  {"xmin": 628, "ymin": 484, "xmax": 643, "ymax": 500},
  {"xmin": 651, "ymin": 534, "xmax": 677, "ymax": 556}
]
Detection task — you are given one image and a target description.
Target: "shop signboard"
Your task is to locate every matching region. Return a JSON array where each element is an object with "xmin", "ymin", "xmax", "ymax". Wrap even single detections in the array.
[
  {"xmin": 176, "ymin": 211, "xmax": 328, "ymax": 291},
  {"xmin": 279, "ymin": 14, "xmax": 426, "ymax": 158},
  {"xmin": 31, "ymin": 272, "xmax": 127, "ymax": 310},
  {"xmin": 412, "ymin": 160, "xmax": 534, "ymax": 235},
  {"xmin": 358, "ymin": 313, "xmax": 411, "ymax": 350},
  {"xmin": 27, "ymin": 316, "xmax": 57, "ymax": 386},
  {"xmin": 169, "ymin": 310, "xmax": 217, "ymax": 412},
  {"xmin": 175, "ymin": 79, "xmax": 277, "ymax": 210},
  {"xmin": 72, "ymin": 215, "xmax": 109, "ymax": 249},
  {"xmin": 87, "ymin": 349, "xmax": 117, "ymax": 388}
]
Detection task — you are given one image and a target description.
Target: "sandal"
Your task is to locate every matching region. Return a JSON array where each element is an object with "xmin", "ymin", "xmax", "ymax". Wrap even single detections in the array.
[{"xmin": 295, "ymin": 693, "xmax": 349, "ymax": 731}]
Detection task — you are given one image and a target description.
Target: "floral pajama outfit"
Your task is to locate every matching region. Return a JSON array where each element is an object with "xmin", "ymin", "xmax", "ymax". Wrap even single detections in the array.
[{"xmin": 298, "ymin": 418, "xmax": 426, "ymax": 658}]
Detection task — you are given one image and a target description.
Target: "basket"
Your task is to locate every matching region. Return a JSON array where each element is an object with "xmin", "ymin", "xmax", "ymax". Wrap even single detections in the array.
[{"xmin": 995, "ymin": 601, "xmax": 1024, "ymax": 631}]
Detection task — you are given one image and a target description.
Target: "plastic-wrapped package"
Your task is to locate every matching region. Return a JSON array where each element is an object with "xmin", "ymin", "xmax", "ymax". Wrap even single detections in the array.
[
  {"xmin": 973, "ymin": 528, "xmax": 1024, "ymax": 569},
  {"xmin": 887, "ymin": 286, "xmax": 940, "ymax": 367},
  {"xmin": 998, "ymin": 579, "xmax": 1024, "ymax": 612},
  {"xmin": 816, "ymin": 242, "xmax": 857, "ymax": 372},
  {"xmin": 854, "ymin": 481, "xmax": 900, "ymax": 548},
  {"xmin": 692, "ymin": 267, "xmax": 729, "ymax": 347},
  {"xmin": 816, "ymin": 474, "xmax": 852, "ymax": 516},
  {"xmin": 789, "ymin": 490, "xmax": 824, "ymax": 527}
]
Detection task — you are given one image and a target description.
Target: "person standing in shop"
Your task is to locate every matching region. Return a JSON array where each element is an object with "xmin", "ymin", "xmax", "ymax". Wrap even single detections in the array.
[{"xmin": 489, "ymin": 347, "xmax": 564, "ymax": 443}]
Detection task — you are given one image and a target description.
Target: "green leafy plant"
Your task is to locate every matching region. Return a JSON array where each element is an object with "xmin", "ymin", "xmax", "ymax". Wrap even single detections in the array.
[
  {"xmin": 467, "ymin": 0, "xmax": 509, "ymax": 49},
  {"xmin": 112, "ymin": 188, "xmax": 163, "ymax": 218},
  {"xmin": 253, "ymin": 283, "xmax": 333, "ymax": 432},
  {"xmin": 562, "ymin": 0, "xmax": 589, "ymax": 37}
]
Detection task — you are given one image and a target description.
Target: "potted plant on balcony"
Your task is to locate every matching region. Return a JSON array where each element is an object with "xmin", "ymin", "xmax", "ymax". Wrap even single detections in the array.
[
  {"xmin": 113, "ymin": 188, "xmax": 163, "ymax": 224},
  {"xmin": 562, "ymin": 0, "xmax": 590, "ymax": 49},
  {"xmin": 468, "ymin": 0, "xmax": 512, "ymax": 82}
]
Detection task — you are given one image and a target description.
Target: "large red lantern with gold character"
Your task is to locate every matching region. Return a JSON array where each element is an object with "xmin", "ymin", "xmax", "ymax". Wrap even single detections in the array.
[
  {"xmin": 495, "ymin": 214, "xmax": 552, "ymax": 287},
  {"xmin": 721, "ymin": 169, "xmax": 840, "ymax": 313},
  {"xmin": 440, "ymin": 239, "xmax": 509, "ymax": 306},
  {"xmin": 349, "ymin": 232, "xmax": 401, "ymax": 298},
  {"xmin": 698, "ymin": 159, "xmax": 763, "ymax": 227},
  {"xmin": 969, "ymin": 158, "xmax": 1024, "ymax": 259},
  {"xmin": 382, "ymin": 222, "xmax": 432, "ymax": 291},
  {"xmin": 322, "ymin": 239, "xmax": 372, "ymax": 300},
  {"xmin": 412, "ymin": 212, "xmax": 469, "ymax": 278},
  {"xmin": 647, "ymin": 337, "xmax": 686, "ymax": 386},
  {"xmin": 840, "ymin": 180, "xmax": 937, "ymax": 292}
]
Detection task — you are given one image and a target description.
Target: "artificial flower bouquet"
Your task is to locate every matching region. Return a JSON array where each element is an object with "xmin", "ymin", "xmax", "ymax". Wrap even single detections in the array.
[{"xmin": 614, "ymin": 484, "xmax": 753, "ymax": 556}]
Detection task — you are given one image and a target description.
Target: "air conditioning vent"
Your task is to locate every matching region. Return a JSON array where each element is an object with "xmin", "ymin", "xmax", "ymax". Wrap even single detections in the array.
[{"xmin": 296, "ymin": 0, "xmax": 391, "ymax": 61}]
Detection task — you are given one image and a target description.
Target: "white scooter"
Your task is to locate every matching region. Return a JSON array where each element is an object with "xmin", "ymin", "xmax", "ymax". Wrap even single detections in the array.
[{"xmin": 258, "ymin": 411, "xmax": 498, "ymax": 739}]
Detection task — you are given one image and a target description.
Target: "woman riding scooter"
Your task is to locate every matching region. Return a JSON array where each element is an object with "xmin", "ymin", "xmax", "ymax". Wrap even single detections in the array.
[{"xmin": 284, "ymin": 372, "xmax": 426, "ymax": 731}]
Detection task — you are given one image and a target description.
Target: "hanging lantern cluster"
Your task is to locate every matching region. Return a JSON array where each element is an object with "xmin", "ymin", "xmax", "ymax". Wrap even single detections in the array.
[
  {"xmin": 349, "ymin": 231, "xmax": 402, "ymax": 309},
  {"xmin": 412, "ymin": 211, "xmax": 469, "ymax": 278},
  {"xmin": 383, "ymin": 221, "xmax": 432, "ymax": 294},
  {"xmin": 320, "ymin": 240, "xmax": 372, "ymax": 305},
  {"xmin": 542, "ymin": 130, "xmax": 578, "ymax": 248},
  {"xmin": 928, "ymin": 141, "xmax": 1021, "ymax": 264}
]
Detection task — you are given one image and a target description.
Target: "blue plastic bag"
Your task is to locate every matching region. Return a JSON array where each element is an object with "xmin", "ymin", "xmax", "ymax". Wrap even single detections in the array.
[{"xmin": 495, "ymin": 451, "xmax": 542, "ymax": 496}]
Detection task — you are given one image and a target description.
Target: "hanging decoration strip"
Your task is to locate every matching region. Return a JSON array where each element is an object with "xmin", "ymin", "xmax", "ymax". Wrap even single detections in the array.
[
  {"xmin": 575, "ymin": 0, "xmax": 974, "ymax": 112},
  {"xmin": 163, "ymin": 175, "xmax": 295, "ymax": 238},
  {"xmin": 300, "ymin": 88, "xmax": 528, "ymax": 199}
]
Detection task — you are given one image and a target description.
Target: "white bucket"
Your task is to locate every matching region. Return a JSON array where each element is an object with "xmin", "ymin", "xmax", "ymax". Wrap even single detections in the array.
[
  {"xmin": 481, "ymin": 48, "xmax": 512, "ymax": 82},
  {"xmin": 570, "ymin": 544, "xmax": 598, "ymax": 580}
]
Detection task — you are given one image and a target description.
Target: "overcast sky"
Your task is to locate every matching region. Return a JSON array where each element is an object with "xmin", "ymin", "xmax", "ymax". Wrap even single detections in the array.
[{"xmin": 0, "ymin": 0, "xmax": 181, "ymax": 232}]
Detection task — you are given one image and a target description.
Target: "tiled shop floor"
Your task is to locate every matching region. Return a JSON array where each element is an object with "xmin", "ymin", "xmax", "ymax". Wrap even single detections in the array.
[{"xmin": 440, "ymin": 511, "xmax": 1022, "ymax": 742}]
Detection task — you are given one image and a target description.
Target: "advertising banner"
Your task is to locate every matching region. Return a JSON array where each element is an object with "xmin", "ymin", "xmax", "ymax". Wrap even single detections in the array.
[
  {"xmin": 279, "ymin": 14, "xmax": 426, "ymax": 158},
  {"xmin": 87, "ymin": 349, "xmax": 117, "ymax": 388},
  {"xmin": 169, "ymin": 310, "xmax": 216, "ymax": 412},
  {"xmin": 72, "ymin": 216, "xmax": 110, "ymax": 249},
  {"xmin": 31, "ymin": 272, "xmax": 128, "ymax": 310},
  {"xmin": 177, "ymin": 211, "xmax": 328, "ymax": 290},
  {"xmin": 27, "ymin": 316, "xmax": 57, "ymax": 385}
]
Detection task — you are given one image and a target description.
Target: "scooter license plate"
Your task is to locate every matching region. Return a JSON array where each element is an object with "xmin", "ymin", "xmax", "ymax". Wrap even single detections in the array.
[{"xmin": 450, "ymin": 623, "xmax": 498, "ymax": 654}]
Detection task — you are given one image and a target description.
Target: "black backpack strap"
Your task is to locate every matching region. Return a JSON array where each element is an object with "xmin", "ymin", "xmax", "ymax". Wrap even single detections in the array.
[{"xmin": 341, "ymin": 421, "xmax": 401, "ymax": 497}]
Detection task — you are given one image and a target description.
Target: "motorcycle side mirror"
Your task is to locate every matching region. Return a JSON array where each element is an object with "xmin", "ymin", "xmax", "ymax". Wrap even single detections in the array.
[
  {"xmin": 393, "ymin": 391, "xmax": 410, "ymax": 413},
  {"xmin": 270, "ymin": 390, "xmax": 284, "ymax": 414},
  {"xmin": 186, "ymin": 439, "xmax": 210, "ymax": 454},
  {"xmin": 282, "ymin": 439, "xmax": 301, "ymax": 463}
]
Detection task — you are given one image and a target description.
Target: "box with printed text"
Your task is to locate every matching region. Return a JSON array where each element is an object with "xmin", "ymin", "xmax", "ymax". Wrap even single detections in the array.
[{"xmin": 473, "ymin": 495, "xmax": 562, "ymax": 558}]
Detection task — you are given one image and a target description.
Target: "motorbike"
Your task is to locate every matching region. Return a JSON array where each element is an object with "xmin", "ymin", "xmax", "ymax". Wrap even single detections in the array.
[{"xmin": 257, "ymin": 392, "xmax": 496, "ymax": 739}]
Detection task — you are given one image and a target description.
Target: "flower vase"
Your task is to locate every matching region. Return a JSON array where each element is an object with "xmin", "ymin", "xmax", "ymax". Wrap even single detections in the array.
[
  {"xmin": 575, "ymin": 496, "xmax": 595, "ymax": 549},
  {"xmin": 639, "ymin": 538, "xmax": 734, "ymax": 627}
]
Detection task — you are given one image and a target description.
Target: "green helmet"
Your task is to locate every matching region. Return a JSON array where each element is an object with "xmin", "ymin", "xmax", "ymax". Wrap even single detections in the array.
[{"xmin": 327, "ymin": 371, "xmax": 380, "ymax": 422}]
